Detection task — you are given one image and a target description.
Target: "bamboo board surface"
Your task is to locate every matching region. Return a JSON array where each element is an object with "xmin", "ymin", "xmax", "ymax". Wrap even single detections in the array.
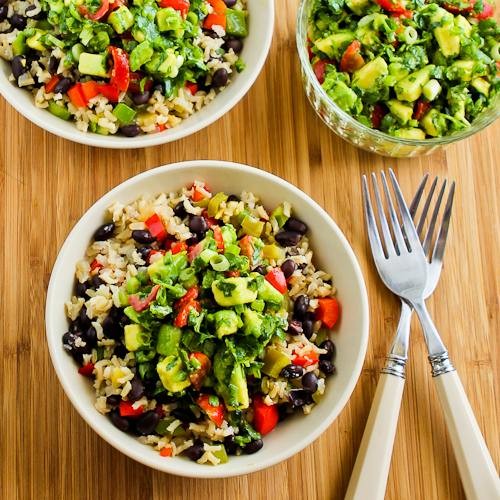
[{"xmin": 1, "ymin": 1, "xmax": 499, "ymax": 498}]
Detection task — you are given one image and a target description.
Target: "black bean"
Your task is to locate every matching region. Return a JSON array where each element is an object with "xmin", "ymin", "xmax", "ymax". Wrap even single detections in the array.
[
  {"xmin": 320, "ymin": 340, "xmax": 336, "ymax": 361},
  {"xmin": 173, "ymin": 201, "xmax": 187, "ymax": 218},
  {"xmin": 285, "ymin": 217, "xmax": 308, "ymax": 235},
  {"xmin": 9, "ymin": 14, "xmax": 26, "ymax": 30},
  {"xmin": 25, "ymin": 5, "xmax": 43, "ymax": 19},
  {"xmin": 319, "ymin": 359, "xmax": 336, "ymax": 375},
  {"xmin": 0, "ymin": 5, "xmax": 8, "ymax": 21},
  {"xmin": 252, "ymin": 265, "xmax": 266, "ymax": 275},
  {"xmin": 11, "ymin": 56, "xmax": 27, "ymax": 79},
  {"xmin": 89, "ymin": 275, "xmax": 104, "ymax": 289},
  {"xmin": 131, "ymin": 91, "xmax": 151, "ymax": 105},
  {"xmin": 186, "ymin": 235, "xmax": 200, "ymax": 245},
  {"xmin": 94, "ymin": 223, "xmax": 115, "ymax": 241},
  {"xmin": 224, "ymin": 435, "xmax": 239, "ymax": 455},
  {"xmin": 120, "ymin": 124, "xmax": 141, "ymax": 137},
  {"xmin": 287, "ymin": 320, "xmax": 303, "ymax": 336},
  {"xmin": 78, "ymin": 305, "xmax": 91, "ymax": 328},
  {"xmin": 152, "ymin": 83, "xmax": 163, "ymax": 94},
  {"xmin": 69, "ymin": 321, "xmax": 82, "ymax": 334},
  {"xmin": 171, "ymin": 408, "xmax": 197, "ymax": 423},
  {"xmin": 226, "ymin": 194, "xmax": 240, "ymax": 202},
  {"xmin": 48, "ymin": 56, "xmax": 59, "ymax": 74},
  {"xmin": 128, "ymin": 377, "xmax": 145, "ymax": 401},
  {"xmin": 83, "ymin": 326, "xmax": 97, "ymax": 348},
  {"xmin": 278, "ymin": 404, "xmax": 291, "ymax": 422},
  {"xmin": 131, "ymin": 229, "xmax": 155, "ymax": 244},
  {"xmin": 135, "ymin": 410, "xmax": 160, "ymax": 436},
  {"xmin": 280, "ymin": 364, "xmax": 304, "ymax": 379},
  {"xmin": 107, "ymin": 394, "xmax": 122, "ymax": 406},
  {"xmin": 155, "ymin": 391, "xmax": 176, "ymax": 404},
  {"xmin": 113, "ymin": 343, "xmax": 128, "ymax": 359},
  {"xmin": 243, "ymin": 439, "xmax": 263, "ymax": 455},
  {"xmin": 185, "ymin": 440, "xmax": 205, "ymax": 461},
  {"xmin": 143, "ymin": 380, "xmax": 157, "ymax": 399},
  {"xmin": 302, "ymin": 319, "xmax": 314, "ymax": 339},
  {"xmin": 53, "ymin": 77, "xmax": 72, "ymax": 95},
  {"xmin": 137, "ymin": 246, "xmax": 151, "ymax": 262},
  {"xmin": 224, "ymin": 37, "xmax": 243, "ymax": 54},
  {"xmin": 62, "ymin": 332, "xmax": 91, "ymax": 356},
  {"xmin": 302, "ymin": 372, "xmax": 318, "ymax": 393},
  {"xmin": 223, "ymin": 0, "xmax": 237, "ymax": 6},
  {"xmin": 189, "ymin": 215, "xmax": 208, "ymax": 235},
  {"xmin": 275, "ymin": 230, "xmax": 302, "ymax": 247},
  {"xmin": 75, "ymin": 281, "xmax": 88, "ymax": 298},
  {"xmin": 281, "ymin": 259, "xmax": 297, "ymax": 279},
  {"xmin": 288, "ymin": 389, "xmax": 313, "ymax": 408},
  {"xmin": 110, "ymin": 408, "xmax": 130, "ymax": 432},
  {"xmin": 102, "ymin": 314, "xmax": 119, "ymax": 339},
  {"xmin": 0, "ymin": 0, "xmax": 7, "ymax": 7},
  {"xmin": 212, "ymin": 68, "xmax": 229, "ymax": 88},
  {"xmin": 293, "ymin": 295, "xmax": 309, "ymax": 320}
]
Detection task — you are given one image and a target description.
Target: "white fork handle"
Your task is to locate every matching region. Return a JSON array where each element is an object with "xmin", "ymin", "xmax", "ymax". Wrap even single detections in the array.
[
  {"xmin": 434, "ymin": 371, "xmax": 500, "ymax": 500},
  {"xmin": 344, "ymin": 374, "xmax": 405, "ymax": 500}
]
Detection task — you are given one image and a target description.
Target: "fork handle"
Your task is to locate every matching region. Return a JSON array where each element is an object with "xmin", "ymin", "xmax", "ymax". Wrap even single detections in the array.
[
  {"xmin": 434, "ymin": 370, "xmax": 500, "ymax": 500},
  {"xmin": 344, "ymin": 373, "xmax": 405, "ymax": 500}
]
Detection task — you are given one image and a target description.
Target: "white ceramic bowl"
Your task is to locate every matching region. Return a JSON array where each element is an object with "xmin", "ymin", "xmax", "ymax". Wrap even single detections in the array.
[
  {"xmin": 45, "ymin": 160, "xmax": 369, "ymax": 477},
  {"xmin": 0, "ymin": 2, "xmax": 274, "ymax": 149}
]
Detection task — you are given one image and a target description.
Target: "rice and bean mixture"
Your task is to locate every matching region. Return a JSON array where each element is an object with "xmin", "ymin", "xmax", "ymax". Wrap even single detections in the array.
[
  {"xmin": 0, "ymin": 0, "xmax": 247, "ymax": 136},
  {"xmin": 63, "ymin": 180, "xmax": 340, "ymax": 464}
]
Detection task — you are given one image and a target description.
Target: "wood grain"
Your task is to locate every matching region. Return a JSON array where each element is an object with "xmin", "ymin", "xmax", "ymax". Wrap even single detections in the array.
[{"xmin": 1, "ymin": 1, "xmax": 499, "ymax": 498}]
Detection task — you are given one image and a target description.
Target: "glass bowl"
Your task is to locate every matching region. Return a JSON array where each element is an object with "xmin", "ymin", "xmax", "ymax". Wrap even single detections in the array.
[{"xmin": 296, "ymin": 0, "xmax": 500, "ymax": 158}]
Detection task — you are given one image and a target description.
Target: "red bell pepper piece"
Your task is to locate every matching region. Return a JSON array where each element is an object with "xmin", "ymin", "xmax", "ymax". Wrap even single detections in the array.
[
  {"xmin": 109, "ymin": 46, "xmax": 130, "ymax": 92},
  {"xmin": 119, "ymin": 400, "xmax": 144, "ymax": 417},
  {"xmin": 185, "ymin": 82, "xmax": 198, "ymax": 95},
  {"xmin": 204, "ymin": 12, "xmax": 226, "ymax": 30},
  {"xmin": 109, "ymin": 0, "xmax": 125, "ymax": 11},
  {"xmin": 160, "ymin": 446, "xmax": 173, "ymax": 457},
  {"xmin": 292, "ymin": 350, "xmax": 319, "ymax": 367},
  {"xmin": 196, "ymin": 394, "xmax": 225, "ymax": 427},
  {"xmin": 98, "ymin": 83, "xmax": 121, "ymax": 102},
  {"xmin": 315, "ymin": 297, "xmax": 340, "ymax": 328},
  {"xmin": 145, "ymin": 213, "xmax": 167, "ymax": 242},
  {"xmin": 159, "ymin": 0, "xmax": 190, "ymax": 16},
  {"xmin": 212, "ymin": 225, "xmax": 224, "ymax": 251},
  {"xmin": 339, "ymin": 41, "xmax": 365, "ymax": 73},
  {"xmin": 80, "ymin": 81, "xmax": 101, "ymax": 101},
  {"xmin": 376, "ymin": 0, "xmax": 412, "ymax": 17},
  {"xmin": 176, "ymin": 286, "xmax": 199, "ymax": 309},
  {"xmin": 156, "ymin": 124, "xmax": 168, "ymax": 132},
  {"xmin": 252, "ymin": 394, "xmax": 279, "ymax": 436},
  {"xmin": 79, "ymin": 0, "xmax": 110, "ymax": 20},
  {"xmin": 67, "ymin": 83, "xmax": 88, "ymax": 108},
  {"xmin": 90, "ymin": 258, "xmax": 103, "ymax": 273},
  {"xmin": 313, "ymin": 59, "xmax": 330, "ymax": 85},
  {"xmin": 171, "ymin": 241, "xmax": 187, "ymax": 254},
  {"xmin": 207, "ymin": 0, "xmax": 227, "ymax": 12},
  {"xmin": 78, "ymin": 362, "xmax": 94, "ymax": 377},
  {"xmin": 174, "ymin": 299, "xmax": 201, "ymax": 327},
  {"xmin": 45, "ymin": 75, "xmax": 61, "ymax": 93},
  {"xmin": 413, "ymin": 100, "xmax": 431, "ymax": 121},
  {"xmin": 129, "ymin": 284, "xmax": 160, "ymax": 312},
  {"xmin": 191, "ymin": 185, "xmax": 208, "ymax": 202},
  {"xmin": 265, "ymin": 268, "xmax": 287, "ymax": 294},
  {"xmin": 443, "ymin": 0, "xmax": 493, "ymax": 17},
  {"xmin": 189, "ymin": 352, "xmax": 211, "ymax": 390},
  {"xmin": 475, "ymin": 1, "xmax": 494, "ymax": 19},
  {"xmin": 371, "ymin": 103, "xmax": 387, "ymax": 129}
]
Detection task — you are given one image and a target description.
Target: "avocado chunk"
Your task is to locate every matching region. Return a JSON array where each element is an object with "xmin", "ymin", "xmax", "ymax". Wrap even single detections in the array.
[
  {"xmin": 156, "ymin": 7, "xmax": 183, "ymax": 32},
  {"xmin": 78, "ymin": 52, "xmax": 109, "ymax": 78},
  {"xmin": 212, "ymin": 277, "xmax": 258, "ymax": 307},
  {"xmin": 108, "ymin": 6, "xmax": 134, "ymax": 34},
  {"xmin": 434, "ymin": 25, "xmax": 460, "ymax": 57},
  {"xmin": 129, "ymin": 41, "xmax": 154, "ymax": 71},
  {"xmin": 214, "ymin": 310, "xmax": 241, "ymax": 338},
  {"xmin": 352, "ymin": 57, "xmax": 388, "ymax": 91},
  {"xmin": 157, "ymin": 355, "xmax": 191, "ymax": 393},
  {"xmin": 124, "ymin": 324, "xmax": 149, "ymax": 352},
  {"xmin": 387, "ymin": 99, "xmax": 414, "ymax": 125},
  {"xmin": 157, "ymin": 48, "xmax": 184, "ymax": 78},
  {"xmin": 471, "ymin": 77, "xmax": 490, "ymax": 96},
  {"xmin": 213, "ymin": 349, "xmax": 249, "ymax": 410},
  {"xmin": 421, "ymin": 109, "xmax": 447, "ymax": 137},
  {"xmin": 257, "ymin": 279, "xmax": 284, "ymax": 306},
  {"xmin": 392, "ymin": 128, "xmax": 426, "ymax": 140},
  {"xmin": 228, "ymin": 363, "xmax": 249, "ymax": 410},
  {"xmin": 314, "ymin": 32, "xmax": 355, "ymax": 59},
  {"xmin": 262, "ymin": 347, "xmax": 291, "ymax": 378},
  {"xmin": 454, "ymin": 15, "xmax": 472, "ymax": 37},
  {"xmin": 346, "ymin": 0, "xmax": 370, "ymax": 15},
  {"xmin": 242, "ymin": 308, "xmax": 263, "ymax": 336},
  {"xmin": 156, "ymin": 324, "xmax": 182, "ymax": 356},
  {"xmin": 395, "ymin": 65, "xmax": 435, "ymax": 102},
  {"xmin": 448, "ymin": 60, "xmax": 475, "ymax": 82}
]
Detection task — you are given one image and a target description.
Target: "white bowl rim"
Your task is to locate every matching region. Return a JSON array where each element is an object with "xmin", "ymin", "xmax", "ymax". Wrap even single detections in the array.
[
  {"xmin": 0, "ymin": 6, "xmax": 274, "ymax": 149},
  {"xmin": 45, "ymin": 160, "xmax": 369, "ymax": 477}
]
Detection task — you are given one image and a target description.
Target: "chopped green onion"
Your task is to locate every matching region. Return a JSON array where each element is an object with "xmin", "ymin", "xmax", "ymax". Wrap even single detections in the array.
[
  {"xmin": 402, "ymin": 27, "xmax": 418, "ymax": 45},
  {"xmin": 210, "ymin": 254, "xmax": 230, "ymax": 272}
]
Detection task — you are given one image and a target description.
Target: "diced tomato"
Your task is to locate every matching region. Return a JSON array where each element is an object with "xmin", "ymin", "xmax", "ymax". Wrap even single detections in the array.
[
  {"xmin": 185, "ymin": 82, "xmax": 198, "ymax": 95},
  {"xmin": 119, "ymin": 400, "xmax": 144, "ymax": 417},
  {"xmin": 225, "ymin": 270, "xmax": 240, "ymax": 277},
  {"xmin": 191, "ymin": 186, "xmax": 206, "ymax": 202},
  {"xmin": 475, "ymin": 1, "xmax": 494, "ymax": 19},
  {"xmin": 98, "ymin": 83, "xmax": 121, "ymax": 102},
  {"xmin": 145, "ymin": 213, "xmax": 167, "ymax": 242},
  {"xmin": 252, "ymin": 395, "xmax": 279, "ymax": 436},
  {"xmin": 174, "ymin": 288, "xmax": 201, "ymax": 327},
  {"xmin": 212, "ymin": 226, "xmax": 224, "ymax": 251},
  {"xmin": 376, "ymin": 0, "xmax": 412, "ymax": 17},
  {"xmin": 80, "ymin": 81, "xmax": 101, "ymax": 102},
  {"xmin": 109, "ymin": 46, "xmax": 130, "ymax": 92},
  {"xmin": 316, "ymin": 297, "xmax": 340, "ymax": 328},
  {"xmin": 204, "ymin": 12, "xmax": 226, "ymax": 30},
  {"xmin": 196, "ymin": 394, "xmax": 225, "ymax": 427},
  {"xmin": 129, "ymin": 284, "xmax": 160, "ymax": 312},
  {"xmin": 90, "ymin": 259, "xmax": 103, "ymax": 273},
  {"xmin": 159, "ymin": 0, "xmax": 190, "ymax": 16},
  {"xmin": 45, "ymin": 75, "xmax": 61, "ymax": 94},
  {"xmin": 371, "ymin": 103, "xmax": 387, "ymax": 129},
  {"xmin": 339, "ymin": 41, "xmax": 365, "ymax": 73},
  {"xmin": 79, "ymin": 0, "xmax": 110, "ymax": 20},
  {"xmin": 189, "ymin": 352, "xmax": 211, "ymax": 390},
  {"xmin": 188, "ymin": 241, "xmax": 204, "ymax": 262},
  {"xmin": 313, "ymin": 59, "xmax": 330, "ymax": 85},
  {"xmin": 265, "ymin": 268, "xmax": 287, "ymax": 294},
  {"xmin": 176, "ymin": 286, "xmax": 199, "ymax": 309},
  {"xmin": 156, "ymin": 124, "xmax": 167, "ymax": 132},
  {"xmin": 160, "ymin": 446, "xmax": 173, "ymax": 457},
  {"xmin": 78, "ymin": 362, "xmax": 94, "ymax": 377},
  {"xmin": 207, "ymin": 0, "xmax": 227, "ymax": 13},
  {"xmin": 171, "ymin": 241, "xmax": 187, "ymax": 254},
  {"xmin": 413, "ymin": 100, "xmax": 431, "ymax": 121},
  {"xmin": 67, "ymin": 83, "xmax": 88, "ymax": 108},
  {"xmin": 239, "ymin": 235, "xmax": 254, "ymax": 262},
  {"xmin": 292, "ymin": 350, "xmax": 319, "ymax": 367},
  {"xmin": 442, "ymin": 0, "xmax": 494, "ymax": 17}
]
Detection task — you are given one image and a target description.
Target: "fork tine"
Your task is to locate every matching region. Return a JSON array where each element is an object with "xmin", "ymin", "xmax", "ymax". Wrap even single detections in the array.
[
  {"xmin": 388, "ymin": 169, "xmax": 421, "ymax": 252},
  {"xmin": 423, "ymin": 180, "xmax": 447, "ymax": 255},
  {"xmin": 409, "ymin": 173, "xmax": 429, "ymax": 219},
  {"xmin": 362, "ymin": 176, "xmax": 385, "ymax": 258},
  {"xmin": 380, "ymin": 171, "xmax": 406, "ymax": 254},
  {"xmin": 416, "ymin": 176, "xmax": 438, "ymax": 237},
  {"xmin": 371, "ymin": 172, "xmax": 397, "ymax": 256},
  {"xmin": 432, "ymin": 181, "xmax": 455, "ymax": 263}
]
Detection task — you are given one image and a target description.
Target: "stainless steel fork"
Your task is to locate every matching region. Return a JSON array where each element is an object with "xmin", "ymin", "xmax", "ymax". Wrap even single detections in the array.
[{"xmin": 350, "ymin": 170, "xmax": 500, "ymax": 500}]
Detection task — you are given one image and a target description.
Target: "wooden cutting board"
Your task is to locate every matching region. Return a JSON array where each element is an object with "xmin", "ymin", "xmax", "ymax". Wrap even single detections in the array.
[{"xmin": 1, "ymin": 1, "xmax": 498, "ymax": 498}]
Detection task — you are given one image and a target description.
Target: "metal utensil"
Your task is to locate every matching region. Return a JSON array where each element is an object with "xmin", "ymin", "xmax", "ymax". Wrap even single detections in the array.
[
  {"xmin": 345, "ymin": 174, "xmax": 453, "ymax": 500},
  {"xmin": 353, "ymin": 170, "xmax": 500, "ymax": 500}
]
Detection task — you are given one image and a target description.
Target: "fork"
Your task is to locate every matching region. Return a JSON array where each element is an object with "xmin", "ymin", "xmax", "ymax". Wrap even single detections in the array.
[
  {"xmin": 355, "ymin": 170, "xmax": 500, "ymax": 500},
  {"xmin": 345, "ymin": 174, "xmax": 452, "ymax": 500}
]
